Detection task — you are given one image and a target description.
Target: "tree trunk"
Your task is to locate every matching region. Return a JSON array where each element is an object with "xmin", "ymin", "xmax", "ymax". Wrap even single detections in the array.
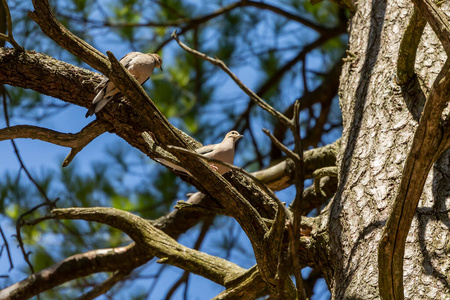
[{"xmin": 327, "ymin": 0, "xmax": 450, "ymax": 298}]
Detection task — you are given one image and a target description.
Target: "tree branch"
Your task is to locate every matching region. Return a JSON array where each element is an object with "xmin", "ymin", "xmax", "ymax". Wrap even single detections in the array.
[
  {"xmin": 378, "ymin": 58, "xmax": 450, "ymax": 299},
  {"xmin": 0, "ymin": 0, "xmax": 23, "ymax": 50},
  {"xmin": 51, "ymin": 207, "xmax": 246, "ymax": 286},
  {"xmin": 75, "ymin": 270, "xmax": 131, "ymax": 300},
  {"xmin": 0, "ymin": 244, "xmax": 146, "ymax": 300},
  {"xmin": 0, "ymin": 120, "xmax": 113, "ymax": 167},
  {"xmin": 396, "ymin": 7, "xmax": 426, "ymax": 85},
  {"xmin": 411, "ymin": 0, "xmax": 450, "ymax": 55},
  {"xmin": 171, "ymin": 30, "xmax": 293, "ymax": 128}
]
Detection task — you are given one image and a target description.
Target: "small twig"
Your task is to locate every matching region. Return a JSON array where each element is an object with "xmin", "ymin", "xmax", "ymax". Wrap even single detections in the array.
[
  {"xmin": 21, "ymin": 214, "xmax": 57, "ymax": 226},
  {"xmin": 289, "ymin": 100, "xmax": 307, "ymax": 300},
  {"xmin": 171, "ymin": 30, "xmax": 292, "ymax": 129},
  {"xmin": 62, "ymin": 120, "xmax": 113, "ymax": 167},
  {"xmin": 0, "ymin": 0, "xmax": 23, "ymax": 51},
  {"xmin": 262, "ymin": 128, "xmax": 298, "ymax": 161},
  {"xmin": 0, "ymin": 225, "xmax": 13, "ymax": 271},
  {"xmin": 2, "ymin": 88, "xmax": 52, "ymax": 204},
  {"xmin": 75, "ymin": 270, "xmax": 131, "ymax": 300},
  {"xmin": 15, "ymin": 200, "xmax": 59, "ymax": 274}
]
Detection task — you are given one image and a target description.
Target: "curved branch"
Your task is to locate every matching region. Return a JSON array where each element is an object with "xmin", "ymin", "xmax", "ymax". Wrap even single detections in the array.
[
  {"xmin": 411, "ymin": 0, "xmax": 450, "ymax": 55},
  {"xmin": 0, "ymin": 120, "xmax": 113, "ymax": 167},
  {"xmin": 396, "ymin": 7, "xmax": 426, "ymax": 85},
  {"xmin": 52, "ymin": 207, "xmax": 246, "ymax": 286},
  {"xmin": 75, "ymin": 270, "xmax": 130, "ymax": 300},
  {"xmin": 0, "ymin": 0, "xmax": 23, "ymax": 50},
  {"xmin": 378, "ymin": 58, "xmax": 450, "ymax": 299},
  {"xmin": 0, "ymin": 244, "xmax": 145, "ymax": 300}
]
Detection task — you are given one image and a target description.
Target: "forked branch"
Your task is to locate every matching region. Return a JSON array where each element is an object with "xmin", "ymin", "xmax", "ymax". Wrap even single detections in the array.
[
  {"xmin": 0, "ymin": 120, "xmax": 113, "ymax": 167},
  {"xmin": 0, "ymin": 0, "xmax": 23, "ymax": 50}
]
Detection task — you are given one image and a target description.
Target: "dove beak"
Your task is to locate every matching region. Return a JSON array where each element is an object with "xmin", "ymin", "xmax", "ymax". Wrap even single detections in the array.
[
  {"xmin": 237, "ymin": 134, "xmax": 244, "ymax": 139},
  {"xmin": 159, "ymin": 66, "xmax": 163, "ymax": 71}
]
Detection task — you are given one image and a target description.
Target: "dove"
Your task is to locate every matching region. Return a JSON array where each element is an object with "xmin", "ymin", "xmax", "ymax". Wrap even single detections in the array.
[
  {"xmin": 85, "ymin": 52, "xmax": 163, "ymax": 117},
  {"xmin": 157, "ymin": 131, "xmax": 244, "ymax": 176}
]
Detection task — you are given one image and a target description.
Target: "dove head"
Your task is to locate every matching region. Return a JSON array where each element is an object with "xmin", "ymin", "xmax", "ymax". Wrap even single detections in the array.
[
  {"xmin": 225, "ymin": 131, "xmax": 244, "ymax": 142},
  {"xmin": 149, "ymin": 53, "xmax": 163, "ymax": 71}
]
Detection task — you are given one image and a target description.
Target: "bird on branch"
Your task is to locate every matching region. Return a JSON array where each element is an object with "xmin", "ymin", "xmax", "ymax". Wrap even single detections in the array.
[
  {"xmin": 157, "ymin": 131, "xmax": 244, "ymax": 176},
  {"xmin": 86, "ymin": 52, "xmax": 163, "ymax": 117}
]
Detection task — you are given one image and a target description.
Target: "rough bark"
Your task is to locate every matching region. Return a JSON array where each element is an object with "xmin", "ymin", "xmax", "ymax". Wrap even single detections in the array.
[{"xmin": 327, "ymin": 0, "xmax": 450, "ymax": 298}]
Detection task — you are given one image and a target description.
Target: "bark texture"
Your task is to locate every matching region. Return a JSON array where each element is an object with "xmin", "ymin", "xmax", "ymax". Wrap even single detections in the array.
[{"xmin": 329, "ymin": 0, "xmax": 450, "ymax": 298}]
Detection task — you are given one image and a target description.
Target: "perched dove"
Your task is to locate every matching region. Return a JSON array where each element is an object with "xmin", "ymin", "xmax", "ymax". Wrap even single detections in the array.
[
  {"xmin": 157, "ymin": 131, "xmax": 244, "ymax": 176},
  {"xmin": 85, "ymin": 52, "xmax": 163, "ymax": 117}
]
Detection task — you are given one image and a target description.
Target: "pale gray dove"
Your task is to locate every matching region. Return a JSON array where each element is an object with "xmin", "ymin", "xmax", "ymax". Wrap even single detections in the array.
[
  {"xmin": 86, "ymin": 52, "xmax": 163, "ymax": 117},
  {"xmin": 157, "ymin": 131, "xmax": 243, "ymax": 175}
]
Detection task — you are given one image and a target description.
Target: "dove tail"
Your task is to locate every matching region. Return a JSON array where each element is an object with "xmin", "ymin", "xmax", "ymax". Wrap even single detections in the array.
[
  {"xmin": 155, "ymin": 158, "xmax": 192, "ymax": 176},
  {"xmin": 85, "ymin": 105, "xmax": 96, "ymax": 118},
  {"xmin": 85, "ymin": 88, "xmax": 109, "ymax": 118},
  {"xmin": 92, "ymin": 89, "xmax": 105, "ymax": 104}
]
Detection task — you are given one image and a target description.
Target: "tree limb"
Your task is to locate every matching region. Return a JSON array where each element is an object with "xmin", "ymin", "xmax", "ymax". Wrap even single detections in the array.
[
  {"xmin": 74, "ymin": 270, "xmax": 131, "ymax": 300},
  {"xmin": 378, "ymin": 58, "xmax": 450, "ymax": 299},
  {"xmin": 411, "ymin": 0, "xmax": 450, "ymax": 56},
  {"xmin": 0, "ymin": 120, "xmax": 113, "ymax": 167},
  {"xmin": 396, "ymin": 7, "xmax": 426, "ymax": 85},
  {"xmin": 51, "ymin": 207, "xmax": 246, "ymax": 286},
  {"xmin": 0, "ymin": 0, "xmax": 23, "ymax": 50}
]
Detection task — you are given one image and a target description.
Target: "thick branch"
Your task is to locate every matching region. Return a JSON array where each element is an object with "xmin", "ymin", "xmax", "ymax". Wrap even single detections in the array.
[
  {"xmin": 0, "ymin": 48, "xmax": 100, "ymax": 109},
  {"xmin": 411, "ymin": 0, "xmax": 450, "ymax": 55},
  {"xmin": 0, "ymin": 244, "xmax": 145, "ymax": 300},
  {"xmin": 396, "ymin": 7, "xmax": 426, "ymax": 85},
  {"xmin": 52, "ymin": 207, "xmax": 246, "ymax": 286},
  {"xmin": 378, "ymin": 59, "xmax": 450, "ymax": 299}
]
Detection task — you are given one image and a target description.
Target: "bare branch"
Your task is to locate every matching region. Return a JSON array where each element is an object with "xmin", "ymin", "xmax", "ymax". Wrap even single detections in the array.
[
  {"xmin": 288, "ymin": 100, "xmax": 307, "ymax": 300},
  {"xmin": 411, "ymin": 0, "xmax": 450, "ymax": 55},
  {"xmin": 75, "ymin": 270, "xmax": 130, "ymax": 300},
  {"xmin": 0, "ymin": 0, "xmax": 23, "ymax": 50},
  {"xmin": 0, "ymin": 244, "xmax": 145, "ymax": 300},
  {"xmin": 312, "ymin": 167, "xmax": 338, "ymax": 197},
  {"xmin": 378, "ymin": 58, "xmax": 450, "ymax": 299},
  {"xmin": 171, "ymin": 30, "xmax": 293, "ymax": 128},
  {"xmin": 52, "ymin": 207, "xmax": 246, "ymax": 286},
  {"xmin": 396, "ymin": 7, "xmax": 426, "ymax": 85},
  {"xmin": 0, "ymin": 225, "xmax": 13, "ymax": 271},
  {"xmin": 0, "ymin": 120, "xmax": 113, "ymax": 167}
]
